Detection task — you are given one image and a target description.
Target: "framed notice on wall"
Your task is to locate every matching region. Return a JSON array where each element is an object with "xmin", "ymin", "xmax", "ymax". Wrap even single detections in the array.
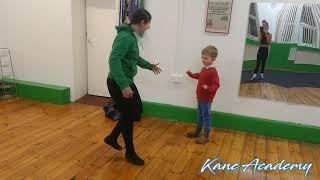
[{"xmin": 205, "ymin": 0, "xmax": 233, "ymax": 34}]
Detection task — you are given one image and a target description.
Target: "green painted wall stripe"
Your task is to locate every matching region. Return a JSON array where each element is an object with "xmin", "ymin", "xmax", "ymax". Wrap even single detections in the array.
[
  {"xmin": 4, "ymin": 78, "xmax": 319, "ymax": 144},
  {"xmin": 15, "ymin": 79, "xmax": 68, "ymax": 90},
  {"xmin": 4, "ymin": 79, "xmax": 70, "ymax": 104},
  {"xmin": 143, "ymin": 101, "xmax": 320, "ymax": 144},
  {"xmin": 245, "ymin": 38, "xmax": 259, "ymax": 46},
  {"xmin": 143, "ymin": 101, "xmax": 197, "ymax": 123}
]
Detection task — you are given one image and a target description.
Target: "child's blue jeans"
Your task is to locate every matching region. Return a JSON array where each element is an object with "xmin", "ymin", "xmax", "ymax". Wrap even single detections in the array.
[{"xmin": 197, "ymin": 101, "xmax": 212, "ymax": 133}]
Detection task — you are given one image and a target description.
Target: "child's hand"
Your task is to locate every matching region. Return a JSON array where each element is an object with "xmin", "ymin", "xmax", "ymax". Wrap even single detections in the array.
[
  {"xmin": 186, "ymin": 70, "xmax": 192, "ymax": 76},
  {"xmin": 202, "ymin": 85, "xmax": 208, "ymax": 89}
]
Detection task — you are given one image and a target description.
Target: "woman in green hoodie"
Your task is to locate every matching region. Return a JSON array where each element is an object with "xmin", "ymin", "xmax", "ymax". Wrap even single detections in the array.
[{"xmin": 104, "ymin": 8, "xmax": 161, "ymax": 166}]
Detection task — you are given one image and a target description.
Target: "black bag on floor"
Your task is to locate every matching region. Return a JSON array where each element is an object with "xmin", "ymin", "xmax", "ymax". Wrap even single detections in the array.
[{"xmin": 103, "ymin": 102, "xmax": 121, "ymax": 121}]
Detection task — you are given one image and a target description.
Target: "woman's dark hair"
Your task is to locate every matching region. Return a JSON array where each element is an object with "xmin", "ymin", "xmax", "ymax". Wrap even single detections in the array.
[
  {"xmin": 260, "ymin": 20, "xmax": 269, "ymax": 33},
  {"xmin": 262, "ymin": 20, "xmax": 269, "ymax": 27},
  {"xmin": 130, "ymin": 8, "xmax": 152, "ymax": 25}
]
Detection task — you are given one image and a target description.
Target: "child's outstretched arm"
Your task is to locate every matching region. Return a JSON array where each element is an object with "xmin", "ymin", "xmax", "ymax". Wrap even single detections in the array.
[{"xmin": 186, "ymin": 70, "xmax": 200, "ymax": 79}]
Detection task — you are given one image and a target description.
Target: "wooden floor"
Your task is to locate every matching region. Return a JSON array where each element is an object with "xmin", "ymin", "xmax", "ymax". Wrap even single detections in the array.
[
  {"xmin": 0, "ymin": 98, "xmax": 320, "ymax": 179},
  {"xmin": 239, "ymin": 83, "xmax": 289, "ymax": 102},
  {"xmin": 240, "ymin": 83, "xmax": 320, "ymax": 106},
  {"xmin": 288, "ymin": 87, "xmax": 320, "ymax": 107}
]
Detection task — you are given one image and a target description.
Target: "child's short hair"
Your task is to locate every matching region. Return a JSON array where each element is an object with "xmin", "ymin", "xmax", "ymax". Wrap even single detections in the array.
[{"xmin": 202, "ymin": 45, "xmax": 218, "ymax": 58}]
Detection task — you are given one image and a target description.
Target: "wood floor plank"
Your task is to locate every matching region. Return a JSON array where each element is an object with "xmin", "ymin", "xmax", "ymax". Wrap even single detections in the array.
[
  {"xmin": 0, "ymin": 103, "xmax": 71, "ymax": 145},
  {"xmin": 276, "ymin": 139, "xmax": 292, "ymax": 180},
  {"xmin": 0, "ymin": 99, "xmax": 319, "ymax": 179},
  {"xmin": 1, "ymin": 110, "xmax": 102, "ymax": 178},
  {"xmin": 222, "ymin": 131, "xmax": 246, "ymax": 179},
  {"xmin": 198, "ymin": 129, "xmax": 227, "ymax": 179},
  {"xmin": 311, "ymin": 145, "xmax": 320, "ymax": 180},
  {"xmin": 254, "ymin": 135, "xmax": 267, "ymax": 180},
  {"xmin": 288, "ymin": 141, "xmax": 309, "ymax": 180},
  {"xmin": 134, "ymin": 123, "xmax": 192, "ymax": 179},
  {"xmin": 299, "ymin": 143, "xmax": 319, "ymax": 178},
  {"xmin": 238, "ymin": 133, "xmax": 257, "ymax": 180},
  {"xmin": 0, "ymin": 106, "xmax": 99, "ymax": 171},
  {"xmin": 240, "ymin": 83, "xmax": 320, "ymax": 107},
  {"xmin": 9, "ymin": 112, "xmax": 107, "ymax": 178},
  {"xmin": 266, "ymin": 137, "xmax": 281, "ymax": 180},
  {"xmin": 199, "ymin": 130, "xmax": 235, "ymax": 179},
  {"xmin": 0, "ymin": 99, "xmax": 34, "ymax": 114}
]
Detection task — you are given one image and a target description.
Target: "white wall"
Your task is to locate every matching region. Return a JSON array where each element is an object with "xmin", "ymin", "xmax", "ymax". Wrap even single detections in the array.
[
  {"xmin": 295, "ymin": 50, "xmax": 320, "ymax": 65},
  {"xmin": 0, "ymin": 0, "xmax": 87, "ymax": 101},
  {"xmin": 134, "ymin": 0, "xmax": 320, "ymax": 127},
  {"xmin": 1, "ymin": 0, "xmax": 320, "ymax": 127},
  {"xmin": 257, "ymin": 3, "xmax": 284, "ymax": 39}
]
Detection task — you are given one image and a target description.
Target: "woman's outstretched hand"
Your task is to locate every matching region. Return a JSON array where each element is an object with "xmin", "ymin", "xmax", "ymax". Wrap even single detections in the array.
[
  {"xmin": 122, "ymin": 87, "xmax": 134, "ymax": 98},
  {"xmin": 152, "ymin": 63, "xmax": 162, "ymax": 75}
]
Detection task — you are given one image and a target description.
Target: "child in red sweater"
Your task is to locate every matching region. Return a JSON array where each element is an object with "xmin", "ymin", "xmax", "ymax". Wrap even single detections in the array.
[{"xmin": 186, "ymin": 45, "xmax": 220, "ymax": 144}]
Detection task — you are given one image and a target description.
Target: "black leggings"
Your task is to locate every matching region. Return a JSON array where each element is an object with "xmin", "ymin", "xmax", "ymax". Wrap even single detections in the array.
[
  {"xmin": 107, "ymin": 78, "xmax": 143, "ymax": 154},
  {"xmin": 254, "ymin": 47, "xmax": 269, "ymax": 74}
]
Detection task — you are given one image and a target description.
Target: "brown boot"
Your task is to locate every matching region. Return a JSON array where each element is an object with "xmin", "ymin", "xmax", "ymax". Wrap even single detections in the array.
[
  {"xmin": 186, "ymin": 128, "xmax": 201, "ymax": 138},
  {"xmin": 196, "ymin": 131, "xmax": 210, "ymax": 144}
]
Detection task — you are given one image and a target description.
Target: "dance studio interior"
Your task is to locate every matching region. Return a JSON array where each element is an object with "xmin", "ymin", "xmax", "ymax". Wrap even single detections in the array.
[{"xmin": 0, "ymin": 0, "xmax": 320, "ymax": 179}]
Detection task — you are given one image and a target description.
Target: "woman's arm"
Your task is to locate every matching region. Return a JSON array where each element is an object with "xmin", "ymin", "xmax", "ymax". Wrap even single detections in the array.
[
  {"xmin": 258, "ymin": 32, "xmax": 262, "ymax": 46},
  {"xmin": 138, "ymin": 57, "xmax": 162, "ymax": 75},
  {"xmin": 268, "ymin": 33, "xmax": 272, "ymax": 43},
  {"xmin": 109, "ymin": 34, "xmax": 131, "ymax": 90},
  {"xmin": 137, "ymin": 56, "xmax": 153, "ymax": 70}
]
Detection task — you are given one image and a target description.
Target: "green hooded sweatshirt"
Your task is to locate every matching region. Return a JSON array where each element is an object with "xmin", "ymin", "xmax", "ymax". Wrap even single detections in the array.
[{"xmin": 108, "ymin": 24, "xmax": 153, "ymax": 90}]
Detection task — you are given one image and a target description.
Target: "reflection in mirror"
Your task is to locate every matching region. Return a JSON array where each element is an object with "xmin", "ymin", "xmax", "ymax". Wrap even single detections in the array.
[{"xmin": 240, "ymin": 3, "xmax": 320, "ymax": 106}]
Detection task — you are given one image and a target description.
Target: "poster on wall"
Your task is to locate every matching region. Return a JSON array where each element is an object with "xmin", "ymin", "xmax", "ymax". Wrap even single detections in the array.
[{"xmin": 205, "ymin": 0, "xmax": 233, "ymax": 34}]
